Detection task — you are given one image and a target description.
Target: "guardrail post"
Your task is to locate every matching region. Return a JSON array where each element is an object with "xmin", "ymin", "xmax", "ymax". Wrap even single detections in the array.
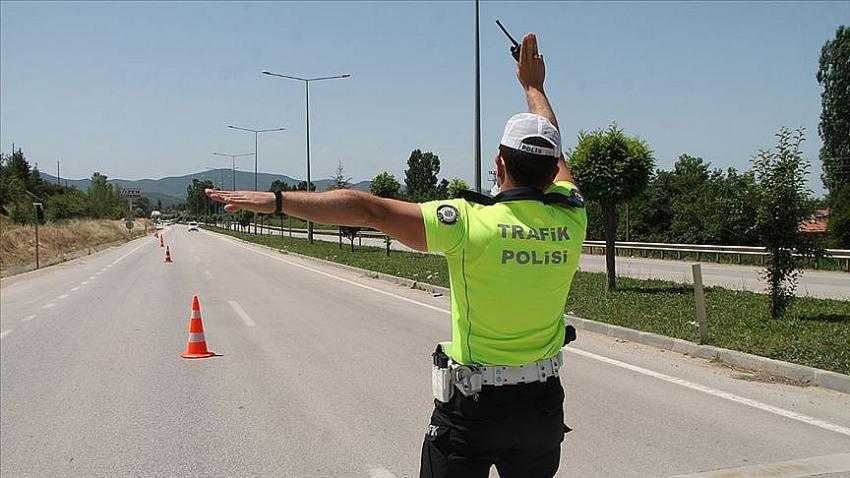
[{"xmin": 692, "ymin": 263, "xmax": 708, "ymax": 344}]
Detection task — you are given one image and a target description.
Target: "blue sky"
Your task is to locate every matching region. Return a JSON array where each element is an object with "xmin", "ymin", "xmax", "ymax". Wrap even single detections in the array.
[{"xmin": 1, "ymin": 1, "xmax": 846, "ymax": 195}]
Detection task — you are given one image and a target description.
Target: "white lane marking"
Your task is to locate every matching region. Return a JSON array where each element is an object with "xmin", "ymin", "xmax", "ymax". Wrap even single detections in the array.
[
  {"xmin": 81, "ymin": 281, "xmax": 89, "ymax": 286},
  {"xmin": 42, "ymin": 303, "xmax": 56, "ymax": 309},
  {"xmin": 70, "ymin": 287, "xmax": 79, "ymax": 292},
  {"xmin": 111, "ymin": 241, "xmax": 148, "ymax": 266},
  {"xmin": 22, "ymin": 315, "xmax": 36, "ymax": 322},
  {"xmin": 58, "ymin": 294, "xmax": 69, "ymax": 300},
  {"xmin": 204, "ymin": 270, "xmax": 213, "ymax": 279},
  {"xmin": 568, "ymin": 348, "xmax": 850, "ymax": 438},
  {"xmin": 89, "ymin": 276, "xmax": 96, "ymax": 280},
  {"xmin": 668, "ymin": 452, "xmax": 850, "ymax": 478},
  {"xmin": 228, "ymin": 300, "xmax": 256, "ymax": 327},
  {"xmin": 214, "ymin": 232, "xmax": 850, "ymax": 438},
  {"xmin": 0, "ymin": 330, "xmax": 11, "ymax": 339},
  {"xmin": 368, "ymin": 468, "xmax": 398, "ymax": 478},
  {"xmin": 218, "ymin": 236, "xmax": 450, "ymax": 314}
]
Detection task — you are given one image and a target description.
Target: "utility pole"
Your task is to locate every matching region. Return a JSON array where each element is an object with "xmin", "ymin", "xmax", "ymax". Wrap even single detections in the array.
[
  {"xmin": 473, "ymin": 0, "xmax": 482, "ymax": 192},
  {"xmin": 33, "ymin": 202, "xmax": 43, "ymax": 269},
  {"xmin": 57, "ymin": 159, "xmax": 61, "ymax": 186}
]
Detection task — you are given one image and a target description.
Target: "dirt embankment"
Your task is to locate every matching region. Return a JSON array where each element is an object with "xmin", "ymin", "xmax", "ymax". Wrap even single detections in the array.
[{"xmin": 0, "ymin": 217, "xmax": 150, "ymax": 277}]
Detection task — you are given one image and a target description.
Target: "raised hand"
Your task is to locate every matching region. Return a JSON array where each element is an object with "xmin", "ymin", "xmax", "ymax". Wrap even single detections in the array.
[
  {"xmin": 205, "ymin": 189, "xmax": 275, "ymax": 214},
  {"xmin": 517, "ymin": 33, "xmax": 545, "ymax": 91}
]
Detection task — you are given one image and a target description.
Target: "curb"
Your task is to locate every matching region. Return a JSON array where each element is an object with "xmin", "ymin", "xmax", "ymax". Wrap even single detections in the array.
[
  {"xmin": 208, "ymin": 227, "xmax": 850, "ymax": 395},
  {"xmin": 565, "ymin": 316, "xmax": 850, "ymax": 394}
]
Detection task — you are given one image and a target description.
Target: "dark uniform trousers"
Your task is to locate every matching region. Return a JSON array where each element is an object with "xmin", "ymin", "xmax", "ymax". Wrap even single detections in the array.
[{"xmin": 419, "ymin": 376, "xmax": 567, "ymax": 478}]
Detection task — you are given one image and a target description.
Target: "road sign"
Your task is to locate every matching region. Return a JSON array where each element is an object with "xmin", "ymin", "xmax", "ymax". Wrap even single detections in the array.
[{"xmin": 120, "ymin": 188, "xmax": 141, "ymax": 198}]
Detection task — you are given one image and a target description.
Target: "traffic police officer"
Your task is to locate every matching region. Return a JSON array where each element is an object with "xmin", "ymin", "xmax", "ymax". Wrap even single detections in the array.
[{"xmin": 207, "ymin": 32, "xmax": 586, "ymax": 478}]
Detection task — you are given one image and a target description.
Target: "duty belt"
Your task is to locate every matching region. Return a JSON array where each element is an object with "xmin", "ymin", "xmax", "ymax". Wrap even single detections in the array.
[
  {"xmin": 451, "ymin": 351, "xmax": 563, "ymax": 396},
  {"xmin": 478, "ymin": 351, "xmax": 562, "ymax": 386}
]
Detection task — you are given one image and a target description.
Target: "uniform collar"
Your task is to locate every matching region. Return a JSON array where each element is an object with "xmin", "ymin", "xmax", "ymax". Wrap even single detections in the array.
[{"xmin": 456, "ymin": 186, "xmax": 584, "ymax": 208}]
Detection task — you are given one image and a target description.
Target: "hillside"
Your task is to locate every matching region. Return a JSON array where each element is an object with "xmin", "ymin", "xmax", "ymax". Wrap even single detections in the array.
[{"xmin": 40, "ymin": 170, "xmax": 372, "ymax": 207}]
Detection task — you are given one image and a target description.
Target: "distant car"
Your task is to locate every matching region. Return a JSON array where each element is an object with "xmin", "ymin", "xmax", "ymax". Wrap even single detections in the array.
[{"xmin": 188, "ymin": 222, "xmax": 199, "ymax": 232}]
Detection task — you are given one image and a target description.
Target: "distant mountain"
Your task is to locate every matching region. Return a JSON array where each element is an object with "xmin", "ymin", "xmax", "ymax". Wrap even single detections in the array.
[{"xmin": 40, "ymin": 169, "xmax": 372, "ymax": 208}]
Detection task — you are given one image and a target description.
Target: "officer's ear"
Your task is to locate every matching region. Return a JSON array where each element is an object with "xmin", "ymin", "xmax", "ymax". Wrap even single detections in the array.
[
  {"xmin": 495, "ymin": 153, "xmax": 507, "ymax": 184},
  {"xmin": 547, "ymin": 159, "xmax": 558, "ymax": 183}
]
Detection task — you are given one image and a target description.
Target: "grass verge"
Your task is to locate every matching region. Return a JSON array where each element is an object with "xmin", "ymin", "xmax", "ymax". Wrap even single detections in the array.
[
  {"xmin": 207, "ymin": 226, "xmax": 850, "ymax": 375},
  {"xmin": 1, "ymin": 217, "xmax": 148, "ymax": 276}
]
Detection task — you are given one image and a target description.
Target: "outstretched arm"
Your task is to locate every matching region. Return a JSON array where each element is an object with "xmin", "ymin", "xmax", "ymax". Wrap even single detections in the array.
[
  {"xmin": 516, "ymin": 33, "xmax": 573, "ymax": 183},
  {"xmin": 206, "ymin": 189, "xmax": 427, "ymax": 251}
]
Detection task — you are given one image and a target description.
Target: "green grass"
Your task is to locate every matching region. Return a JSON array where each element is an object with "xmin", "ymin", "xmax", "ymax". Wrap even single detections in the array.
[{"xmin": 208, "ymin": 226, "xmax": 850, "ymax": 375}]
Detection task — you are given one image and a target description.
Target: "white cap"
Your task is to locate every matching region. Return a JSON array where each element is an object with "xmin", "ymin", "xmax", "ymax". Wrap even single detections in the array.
[{"xmin": 499, "ymin": 113, "xmax": 561, "ymax": 158}]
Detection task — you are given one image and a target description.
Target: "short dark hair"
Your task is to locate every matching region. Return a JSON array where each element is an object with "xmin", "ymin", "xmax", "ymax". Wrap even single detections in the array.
[{"xmin": 498, "ymin": 137, "xmax": 558, "ymax": 190}]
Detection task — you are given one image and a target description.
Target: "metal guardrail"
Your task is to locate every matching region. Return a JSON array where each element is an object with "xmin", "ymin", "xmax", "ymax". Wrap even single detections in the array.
[{"xmin": 215, "ymin": 221, "xmax": 850, "ymax": 271}]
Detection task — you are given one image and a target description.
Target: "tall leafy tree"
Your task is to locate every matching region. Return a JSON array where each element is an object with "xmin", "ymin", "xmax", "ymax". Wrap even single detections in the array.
[
  {"xmin": 370, "ymin": 171, "xmax": 402, "ymax": 254},
  {"xmin": 87, "ymin": 172, "xmax": 122, "ymax": 219},
  {"xmin": 752, "ymin": 128, "xmax": 820, "ymax": 318},
  {"xmin": 446, "ymin": 177, "xmax": 470, "ymax": 198},
  {"xmin": 404, "ymin": 149, "xmax": 441, "ymax": 202},
  {"xmin": 570, "ymin": 124, "xmax": 654, "ymax": 290},
  {"xmin": 817, "ymin": 25, "xmax": 850, "ymax": 246},
  {"xmin": 370, "ymin": 171, "xmax": 401, "ymax": 199},
  {"xmin": 185, "ymin": 178, "xmax": 215, "ymax": 216}
]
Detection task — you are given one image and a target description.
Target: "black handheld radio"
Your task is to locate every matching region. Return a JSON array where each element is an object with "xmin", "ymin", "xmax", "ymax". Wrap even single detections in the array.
[{"xmin": 495, "ymin": 19, "xmax": 521, "ymax": 62}]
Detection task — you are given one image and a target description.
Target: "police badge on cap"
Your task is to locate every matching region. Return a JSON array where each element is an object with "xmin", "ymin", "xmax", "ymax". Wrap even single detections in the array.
[{"xmin": 436, "ymin": 205, "xmax": 459, "ymax": 225}]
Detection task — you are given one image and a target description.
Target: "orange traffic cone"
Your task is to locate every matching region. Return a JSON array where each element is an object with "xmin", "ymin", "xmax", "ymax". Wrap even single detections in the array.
[
  {"xmin": 160, "ymin": 235, "xmax": 164, "ymax": 247},
  {"xmin": 181, "ymin": 296, "xmax": 215, "ymax": 359},
  {"xmin": 164, "ymin": 246, "xmax": 173, "ymax": 263}
]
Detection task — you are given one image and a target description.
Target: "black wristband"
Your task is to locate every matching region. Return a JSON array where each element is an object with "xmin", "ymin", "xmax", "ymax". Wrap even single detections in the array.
[{"xmin": 274, "ymin": 190, "xmax": 283, "ymax": 216}]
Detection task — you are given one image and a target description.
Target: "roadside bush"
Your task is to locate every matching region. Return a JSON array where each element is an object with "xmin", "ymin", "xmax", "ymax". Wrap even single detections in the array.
[{"xmin": 46, "ymin": 190, "xmax": 88, "ymax": 222}]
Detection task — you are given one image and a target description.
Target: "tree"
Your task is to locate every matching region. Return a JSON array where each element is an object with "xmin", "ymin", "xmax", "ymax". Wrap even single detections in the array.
[
  {"xmin": 329, "ymin": 160, "xmax": 352, "ymax": 190},
  {"xmin": 87, "ymin": 172, "xmax": 122, "ymax": 219},
  {"xmin": 435, "ymin": 178, "xmax": 449, "ymax": 200},
  {"xmin": 446, "ymin": 177, "xmax": 469, "ymax": 198},
  {"xmin": 752, "ymin": 128, "xmax": 820, "ymax": 319},
  {"xmin": 185, "ymin": 178, "xmax": 215, "ymax": 217},
  {"xmin": 156, "ymin": 199, "xmax": 163, "ymax": 211},
  {"xmin": 828, "ymin": 185, "xmax": 850, "ymax": 247},
  {"xmin": 45, "ymin": 189, "xmax": 87, "ymax": 221},
  {"xmin": 570, "ymin": 124, "xmax": 654, "ymax": 290},
  {"xmin": 817, "ymin": 25, "xmax": 850, "ymax": 246},
  {"xmin": 404, "ymin": 149, "xmax": 441, "ymax": 202},
  {"xmin": 370, "ymin": 171, "xmax": 401, "ymax": 199},
  {"xmin": 0, "ymin": 149, "xmax": 33, "ymax": 220},
  {"xmin": 269, "ymin": 179, "xmax": 291, "ymax": 193},
  {"xmin": 134, "ymin": 196, "xmax": 152, "ymax": 217},
  {"xmin": 295, "ymin": 181, "xmax": 316, "ymax": 191}
]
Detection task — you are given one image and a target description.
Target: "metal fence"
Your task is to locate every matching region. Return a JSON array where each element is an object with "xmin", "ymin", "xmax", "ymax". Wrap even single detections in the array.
[{"xmin": 214, "ymin": 221, "xmax": 850, "ymax": 272}]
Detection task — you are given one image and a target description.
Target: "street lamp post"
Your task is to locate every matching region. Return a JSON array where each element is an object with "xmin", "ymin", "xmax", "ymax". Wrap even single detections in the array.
[
  {"xmin": 205, "ymin": 166, "xmax": 226, "ymax": 223},
  {"xmin": 213, "ymin": 152, "xmax": 253, "ymax": 230},
  {"xmin": 213, "ymin": 152, "xmax": 253, "ymax": 191},
  {"xmin": 262, "ymin": 70, "xmax": 351, "ymax": 244},
  {"xmin": 227, "ymin": 125, "xmax": 285, "ymax": 234}
]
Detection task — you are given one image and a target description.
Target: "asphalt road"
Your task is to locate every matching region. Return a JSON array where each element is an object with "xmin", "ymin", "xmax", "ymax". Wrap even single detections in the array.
[
  {"xmin": 2, "ymin": 225, "xmax": 849, "ymax": 477},
  {"xmin": 253, "ymin": 224, "xmax": 850, "ymax": 300}
]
